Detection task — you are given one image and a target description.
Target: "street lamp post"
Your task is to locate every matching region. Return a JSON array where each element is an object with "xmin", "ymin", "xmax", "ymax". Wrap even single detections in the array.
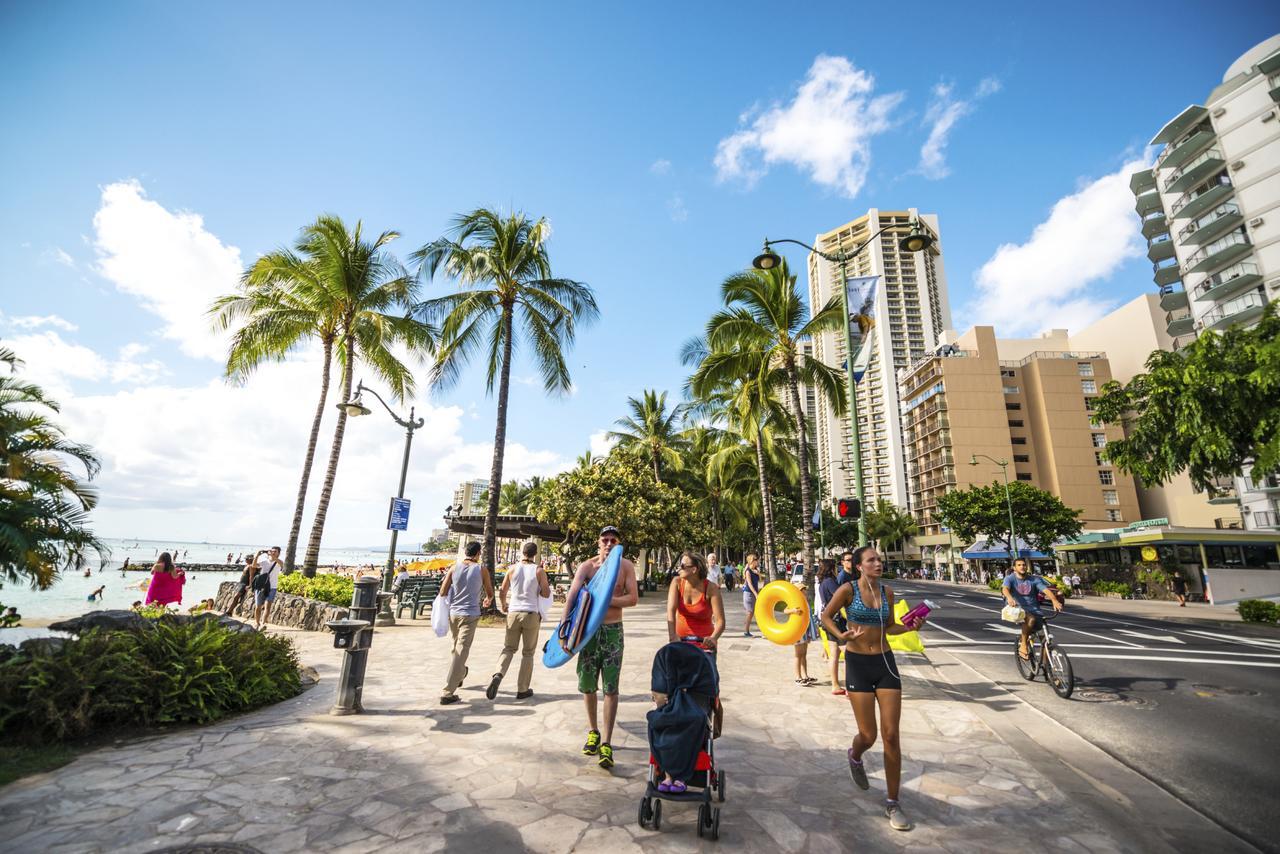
[
  {"xmin": 338, "ymin": 380, "xmax": 425, "ymax": 627},
  {"xmin": 969, "ymin": 454, "xmax": 1019, "ymax": 563},
  {"xmin": 753, "ymin": 220, "xmax": 934, "ymax": 546}
]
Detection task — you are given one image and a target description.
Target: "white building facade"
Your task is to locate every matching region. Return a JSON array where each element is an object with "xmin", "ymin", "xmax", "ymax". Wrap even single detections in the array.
[
  {"xmin": 806, "ymin": 209, "xmax": 950, "ymax": 512},
  {"xmin": 1131, "ymin": 34, "xmax": 1280, "ymax": 530}
]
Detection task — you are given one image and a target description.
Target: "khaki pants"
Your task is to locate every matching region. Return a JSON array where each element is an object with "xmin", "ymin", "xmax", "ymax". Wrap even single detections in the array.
[
  {"xmin": 497, "ymin": 611, "xmax": 542, "ymax": 693},
  {"xmin": 444, "ymin": 615, "xmax": 479, "ymax": 695}
]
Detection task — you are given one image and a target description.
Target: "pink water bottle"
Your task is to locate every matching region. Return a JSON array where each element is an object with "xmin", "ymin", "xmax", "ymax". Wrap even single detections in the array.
[{"xmin": 902, "ymin": 599, "xmax": 936, "ymax": 629}]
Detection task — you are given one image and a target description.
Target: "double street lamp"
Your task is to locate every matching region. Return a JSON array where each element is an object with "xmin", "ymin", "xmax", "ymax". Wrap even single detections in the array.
[
  {"xmin": 969, "ymin": 453, "xmax": 1020, "ymax": 563},
  {"xmin": 752, "ymin": 220, "xmax": 934, "ymax": 546},
  {"xmin": 338, "ymin": 380, "xmax": 425, "ymax": 627}
]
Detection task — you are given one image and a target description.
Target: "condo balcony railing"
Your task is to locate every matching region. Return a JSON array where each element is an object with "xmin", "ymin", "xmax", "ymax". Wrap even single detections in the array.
[
  {"xmin": 1171, "ymin": 174, "xmax": 1233, "ymax": 219},
  {"xmin": 906, "ymin": 434, "xmax": 950, "ymax": 461},
  {"xmin": 1177, "ymin": 202, "xmax": 1241, "ymax": 244},
  {"xmin": 903, "ymin": 397, "xmax": 947, "ymax": 427},
  {"xmin": 1161, "ymin": 147, "xmax": 1223, "ymax": 194},
  {"xmin": 918, "ymin": 472, "xmax": 958, "ymax": 491},
  {"xmin": 1193, "ymin": 261, "xmax": 1261, "ymax": 302},
  {"xmin": 1183, "ymin": 229, "xmax": 1251, "ymax": 274},
  {"xmin": 1154, "ymin": 121, "xmax": 1215, "ymax": 171},
  {"xmin": 917, "ymin": 453, "xmax": 955, "ymax": 474},
  {"xmin": 996, "ymin": 351, "xmax": 1104, "ymax": 368},
  {"xmin": 1201, "ymin": 291, "xmax": 1267, "ymax": 331}
]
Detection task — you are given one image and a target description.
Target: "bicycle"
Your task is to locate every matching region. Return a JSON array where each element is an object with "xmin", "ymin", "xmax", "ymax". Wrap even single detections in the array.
[{"xmin": 1014, "ymin": 610, "xmax": 1074, "ymax": 699}]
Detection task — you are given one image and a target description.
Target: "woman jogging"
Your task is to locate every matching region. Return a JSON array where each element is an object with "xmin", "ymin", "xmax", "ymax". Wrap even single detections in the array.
[{"xmin": 821, "ymin": 546, "xmax": 926, "ymax": 832}]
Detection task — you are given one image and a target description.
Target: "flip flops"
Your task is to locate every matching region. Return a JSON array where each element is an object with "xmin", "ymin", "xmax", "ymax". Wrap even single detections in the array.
[{"xmin": 657, "ymin": 780, "xmax": 687, "ymax": 794}]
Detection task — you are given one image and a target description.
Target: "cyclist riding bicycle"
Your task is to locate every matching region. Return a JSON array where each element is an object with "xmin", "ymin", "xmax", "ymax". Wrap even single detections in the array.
[{"xmin": 1001, "ymin": 558, "xmax": 1063, "ymax": 661}]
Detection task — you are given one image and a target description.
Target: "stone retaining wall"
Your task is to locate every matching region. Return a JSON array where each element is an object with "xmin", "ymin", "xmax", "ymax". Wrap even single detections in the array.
[{"xmin": 213, "ymin": 581, "xmax": 348, "ymax": 631}]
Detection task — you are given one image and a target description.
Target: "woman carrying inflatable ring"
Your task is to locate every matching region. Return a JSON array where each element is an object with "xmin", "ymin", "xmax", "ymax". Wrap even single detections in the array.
[{"xmin": 820, "ymin": 546, "xmax": 927, "ymax": 833}]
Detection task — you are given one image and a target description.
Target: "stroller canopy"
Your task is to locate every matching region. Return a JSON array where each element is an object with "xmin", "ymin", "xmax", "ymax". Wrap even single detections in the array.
[{"xmin": 651, "ymin": 640, "xmax": 718, "ymax": 702}]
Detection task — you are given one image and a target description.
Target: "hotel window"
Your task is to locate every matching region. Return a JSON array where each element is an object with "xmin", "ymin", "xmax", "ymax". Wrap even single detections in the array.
[
  {"xmin": 1078, "ymin": 362, "xmax": 1094, "ymax": 377},
  {"xmin": 1006, "ymin": 402, "xmax": 1021, "ymax": 411},
  {"xmin": 1102, "ymin": 490, "xmax": 1119, "ymax": 505},
  {"xmin": 1095, "ymin": 452, "xmax": 1105, "ymax": 466},
  {"xmin": 1099, "ymin": 470, "xmax": 1114, "ymax": 485},
  {"xmin": 1011, "ymin": 437, "xmax": 1027, "ymax": 445},
  {"xmin": 1013, "ymin": 454, "xmax": 1030, "ymax": 463},
  {"xmin": 1091, "ymin": 433, "xmax": 1107, "ymax": 448},
  {"xmin": 1008, "ymin": 420, "xmax": 1024, "ymax": 427},
  {"xmin": 1105, "ymin": 509, "xmax": 1122, "ymax": 522},
  {"xmin": 1081, "ymin": 379, "xmax": 1097, "ymax": 394},
  {"xmin": 1017, "ymin": 473, "xmax": 1032, "ymax": 481},
  {"xmin": 1084, "ymin": 398, "xmax": 1097, "ymax": 411},
  {"xmin": 1003, "ymin": 386, "xmax": 1020, "ymax": 394},
  {"xmin": 1000, "ymin": 368, "xmax": 1016, "ymax": 378}
]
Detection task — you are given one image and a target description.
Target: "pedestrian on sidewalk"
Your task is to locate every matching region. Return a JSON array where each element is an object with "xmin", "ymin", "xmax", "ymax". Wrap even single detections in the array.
[
  {"xmin": 817, "ymin": 558, "xmax": 846, "ymax": 695},
  {"xmin": 788, "ymin": 583, "xmax": 820, "ymax": 686},
  {"xmin": 251, "ymin": 547, "xmax": 282, "ymax": 630},
  {"xmin": 487, "ymin": 541, "xmax": 551, "ymax": 700},
  {"xmin": 821, "ymin": 546, "xmax": 926, "ymax": 832},
  {"xmin": 1070, "ymin": 572, "xmax": 1082, "ymax": 596},
  {"xmin": 223, "ymin": 554, "xmax": 255, "ymax": 617},
  {"xmin": 741, "ymin": 553, "xmax": 762, "ymax": 637},
  {"xmin": 1170, "ymin": 572, "xmax": 1187, "ymax": 607},
  {"xmin": 667, "ymin": 552, "xmax": 725, "ymax": 652},
  {"xmin": 439, "ymin": 542, "xmax": 494, "ymax": 705},
  {"xmin": 705, "ymin": 552, "xmax": 722, "ymax": 589}
]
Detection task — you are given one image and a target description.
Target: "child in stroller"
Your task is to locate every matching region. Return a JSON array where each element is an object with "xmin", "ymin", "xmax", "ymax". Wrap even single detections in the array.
[{"xmin": 640, "ymin": 639, "xmax": 724, "ymax": 838}]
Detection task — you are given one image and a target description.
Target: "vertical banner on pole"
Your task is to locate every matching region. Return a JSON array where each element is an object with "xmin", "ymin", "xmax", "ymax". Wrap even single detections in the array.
[{"xmin": 844, "ymin": 275, "xmax": 879, "ymax": 383}]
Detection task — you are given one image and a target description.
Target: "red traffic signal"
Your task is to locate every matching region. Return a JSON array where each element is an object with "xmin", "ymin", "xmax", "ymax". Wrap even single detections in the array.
[{"xmin": 836, "ymin": 498, "xmax": 861, "ymax": 520}]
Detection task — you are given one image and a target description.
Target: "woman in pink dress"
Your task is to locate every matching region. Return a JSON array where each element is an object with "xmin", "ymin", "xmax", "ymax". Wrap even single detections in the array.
[{"xmin": 144, "ymin": 552, "xmax": 185, "ymax": 606}]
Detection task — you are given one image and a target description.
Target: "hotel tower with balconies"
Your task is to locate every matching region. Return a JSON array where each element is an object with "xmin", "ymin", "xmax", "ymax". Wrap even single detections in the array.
[{"xmin": 1130, "ymin": 34, "xmax": 1280, "ymax": 530}]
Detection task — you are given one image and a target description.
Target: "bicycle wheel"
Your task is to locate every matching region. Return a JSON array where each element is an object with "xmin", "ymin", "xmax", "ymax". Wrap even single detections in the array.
[
  {"xmin": 1015, "ymin": 639, "xmax": 1036, "ymax": 680},
  {"xmin": 1046, "ymin": 642, "xmax": 1074, "ymax": 698}
]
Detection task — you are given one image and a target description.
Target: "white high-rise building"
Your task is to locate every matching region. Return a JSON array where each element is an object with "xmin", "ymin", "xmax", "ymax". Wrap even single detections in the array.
[
  {"xmin": 807, "ymin": 209, "xmax": 950, "ymax": 511},
  {"xmin": 1131, "ymin": 34, "xmax": 1280, "ymax": 529}
]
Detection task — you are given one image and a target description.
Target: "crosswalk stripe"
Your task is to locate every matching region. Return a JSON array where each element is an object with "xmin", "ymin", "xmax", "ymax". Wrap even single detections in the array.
[{"xmin": 1116, "ymin": 628, "xmax": 1184, "ymax": 644}]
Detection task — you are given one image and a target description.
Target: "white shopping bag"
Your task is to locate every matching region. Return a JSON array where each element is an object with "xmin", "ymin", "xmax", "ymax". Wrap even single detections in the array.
[
  {"xmin": 537, "ymin": 594, "xmax": 554, "ymax": 621},
  {"xmin": 1000, "ymin": 604, "xmax": 1025, "ymax": 624},
  {"xmin": 431, "ymin": 589, "xmax": 452, "ymax": 637}
]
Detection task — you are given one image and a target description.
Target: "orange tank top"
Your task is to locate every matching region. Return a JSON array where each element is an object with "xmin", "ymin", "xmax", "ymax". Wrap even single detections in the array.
[{"xmin": 675, "ymin": 578, "xmax": 714, "ymax": 638}]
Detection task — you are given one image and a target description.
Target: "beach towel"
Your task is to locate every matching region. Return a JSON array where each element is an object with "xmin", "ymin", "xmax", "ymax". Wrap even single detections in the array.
[{"xmin": 887, "ymin": 599, "xmax": 925, "ymax": 654}]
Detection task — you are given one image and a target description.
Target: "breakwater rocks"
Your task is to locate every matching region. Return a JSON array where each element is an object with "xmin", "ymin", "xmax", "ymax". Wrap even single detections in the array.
[
  {"xmin": 214, "ymin": 581, "xmax": 348, "ymax": 631},
  {"xmin": 120, "ymin": 562, "xmax": 240, "ymax": 572}
]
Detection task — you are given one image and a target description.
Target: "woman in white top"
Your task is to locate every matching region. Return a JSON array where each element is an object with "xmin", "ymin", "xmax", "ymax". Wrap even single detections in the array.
[{"xmin": 487, "ymin": 540, "xmax": 551, "ymax": 700}]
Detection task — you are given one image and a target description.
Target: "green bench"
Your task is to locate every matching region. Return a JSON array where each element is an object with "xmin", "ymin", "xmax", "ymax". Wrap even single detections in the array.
[{"xmin": 394, "ymin": 576, "xmax": 442, "ymax": 619}]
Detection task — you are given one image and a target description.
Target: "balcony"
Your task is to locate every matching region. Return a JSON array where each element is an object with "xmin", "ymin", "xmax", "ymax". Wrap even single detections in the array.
[
  {"xmin": 1194, "ymin": 261, "xmax": 1262, "ymax": 303},
  {"xmin": 906, "ymin": 434, "xmax": 950, "ymax": 461},
  {"xmin": 1147, "ymin": 233, "xmax": 1176, "ymax": 263},
  {"xmin": 1153, "ymin": 256, "xmax": 1181, "ymax": 286},
  {"xmin": 1150, "ymin": 104, "xmax": 1209, "ymax": 146},
  {"xmin": 909, "ymin": 414, "xmax": 950, "ymax": 441},
  {"xmin": 1207, "ymin": 476, "xmax": 1238, "ymax": 505},
  {"xmin": 1178, "ymin": 203, "xmax": 1242, "ymax": 245},
  {"xmin": 1171, "ymin": 176, "xmax": 1233, "ymax": 220},
  {"xmin": 1202, "ymin": 291, "xmax": 1267, "ymax": 331},
  {"xmin": 1141, "ymin": 209, "xmax": 1170, "ymax": 240},
  {"xmin": 1155, "ymin": 124, "xmax": 1216, "ymax": 171},
  {"xmin": 918, "ymin": 472, "xmax": 958, "ymax": 491},
  {"xmin": 1161, "ymin": 148, "xmax": 1224, "ymax": 195},
  {"xmin": 1134, "ymin": 189, "xmax": 1164, "ymax": 217},
  {"xmin": 1158, "ymin": 284, "xmax": 1188, "ymax": 312},
  {"xmin": 1166, "ymin": 310, "xmax": 1194, "ymax": 336},
  {"xmin": 1183, "ymin": 229, "xmax": 1251, "ymax": 275},
  {"xmin": 1249, "ymin": 474, "xmax": 1280, "ymax": 493},
  {"xmin": 917, "ymin": 453, "xmax": 955, "ymax": 474}
]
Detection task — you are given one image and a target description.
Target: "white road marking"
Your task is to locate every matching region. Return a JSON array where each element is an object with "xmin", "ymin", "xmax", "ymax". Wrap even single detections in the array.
[
  {"xmin": 945, "ymin": 593, "xmax": 964, "ymax": 598},
  {"xmin": 923, "ymin": 619, "xmax": 972, "ymax": 642},
  {"xmin": 1050, "ymin": 622, "xmax": 1145, "ymax": 648},
  {"xmin": 1115, "ymin": 628, "xmax": 1184, "ymax": 644},
  {"xmin": 1184, "ymin": 629, "xmax": 1280, "ymax": 650},
  {"xmin": 943, "ymin": 649, "xmax": 1280, "ymax": 668},
  {"xmin": 984, "ymin": 623, "xmax": 1023, "ymax": 635}
]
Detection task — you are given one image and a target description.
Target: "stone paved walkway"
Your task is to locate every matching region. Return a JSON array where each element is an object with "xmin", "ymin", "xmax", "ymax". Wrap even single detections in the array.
[{"xmin": 0, "ymin": 596, "xmax": 1256, "ymax": 853}]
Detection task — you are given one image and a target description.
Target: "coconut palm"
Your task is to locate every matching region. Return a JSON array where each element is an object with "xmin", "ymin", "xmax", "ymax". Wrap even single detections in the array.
[
  {"xmin": 699, "ymin": 259, "xmax": 847, "ymax": 584},
  {"xmin": 608, "ymin": 389, "xmax": 687, "ymax": 482},
  {"xmin": 865, "ymin": 499, "xmax": 918, "ymax": 565},
  {"xmin": 0, "ymin": 345, "xmax": 106, "ymax": 588},
  {"xmin": 413, "ymin": 208, "xmax": 598, "ymax": 578},
  {"xmin": 574, "ymin": 450, "xmax": 598, "ymax": 473}
]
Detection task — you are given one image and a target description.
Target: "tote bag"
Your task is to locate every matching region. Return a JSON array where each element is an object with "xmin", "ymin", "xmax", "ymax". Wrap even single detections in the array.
[{"xmin": 431, "ymin": 588, "xmax": 452, "ymax": 638}]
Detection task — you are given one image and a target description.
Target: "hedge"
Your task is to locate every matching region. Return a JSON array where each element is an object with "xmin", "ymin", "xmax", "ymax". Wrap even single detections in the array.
[
  {"xmin": 1237, "ymin": 599, "xmax": 1280, "ymax": 625},
  {"xmin": 277, "ymin": 572, "xmax": 355, "ymax": 606}
]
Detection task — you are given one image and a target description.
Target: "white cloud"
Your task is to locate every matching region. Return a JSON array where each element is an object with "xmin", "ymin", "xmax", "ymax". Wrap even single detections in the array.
[
  {"xmin": 6, "ymin": 313, "xmax": 79, "ymax": 332},
  {"xmin": 52, "ymin": 248, "xmax": 76, "ymax": 268},
  {"xmin": 966, "ymin": 156, "xmax": 1152, "ymax": 336},
  {"xmin": 649, "ymin": 158, "xmax": 672, "ymax": 175},
  {"xmin": 714, "ymin": 55, "xmax": 904, "ymax": 198},
  {"xmin": 109, "ymin": 342, "xmax": 167, "ymax": 385},
  {"xmin": 667, "ymin": 194, "xmax": 689, "ymax": 223},
  {"xmin": 918, "ymin": 77, "xmax": 1001, "ymax": 180},
  {"xmin": 588, "ymin": 429, "xmax": 616, "ymax": 459},
  {"xmin": 6, "ymin": 331, "xmax": 168, "ymax": 397},
  {"xmin": 92, "ymin": 180, "xmax": 241, "ymax": 361}
]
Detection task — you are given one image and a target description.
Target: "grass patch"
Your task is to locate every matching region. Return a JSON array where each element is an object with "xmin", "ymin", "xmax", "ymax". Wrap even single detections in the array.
[{"xmin": 0, "ymin": 741, "xmax": 82, "ymax": 787}]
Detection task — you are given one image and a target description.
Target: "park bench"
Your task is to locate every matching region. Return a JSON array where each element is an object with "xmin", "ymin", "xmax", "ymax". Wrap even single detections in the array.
[{"xmin": 394, "ymin": 576, "xmax": 442, "ymax": 619}]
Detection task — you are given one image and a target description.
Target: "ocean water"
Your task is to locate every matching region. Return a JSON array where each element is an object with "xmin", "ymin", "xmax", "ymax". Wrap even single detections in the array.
[{"xmin": 2, "ymin": 537, "xmax": 434, "ymax": 621}]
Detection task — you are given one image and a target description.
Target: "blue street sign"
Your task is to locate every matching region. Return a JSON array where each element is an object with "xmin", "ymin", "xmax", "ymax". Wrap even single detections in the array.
[{"xmin": 387, "ymin": 497, "xmax": 411, "ymax": 531}]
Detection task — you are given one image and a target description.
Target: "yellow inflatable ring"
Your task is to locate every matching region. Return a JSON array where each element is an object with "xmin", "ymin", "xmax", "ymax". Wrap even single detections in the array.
[{"xmin": 754, "ymin": 580, "xmax": 810, "ymax": 645}]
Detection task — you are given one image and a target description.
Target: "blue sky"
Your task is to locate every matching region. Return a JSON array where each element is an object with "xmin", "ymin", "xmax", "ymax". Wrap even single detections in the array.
[{"xmin": 1, "ymin": 1, "xmax": 1277, "ymax": 546}]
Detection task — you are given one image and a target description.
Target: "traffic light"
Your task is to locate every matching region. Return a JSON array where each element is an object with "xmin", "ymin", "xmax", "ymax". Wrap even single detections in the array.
[{"xmin": 836, "ymin": 498, "xmax": 861, "ymax": 520}]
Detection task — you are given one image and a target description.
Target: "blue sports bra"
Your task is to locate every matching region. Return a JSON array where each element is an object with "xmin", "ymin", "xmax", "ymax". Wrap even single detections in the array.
[{"xmin": 847, "ymin": 581, "xmax": 890, "ymax": 626}]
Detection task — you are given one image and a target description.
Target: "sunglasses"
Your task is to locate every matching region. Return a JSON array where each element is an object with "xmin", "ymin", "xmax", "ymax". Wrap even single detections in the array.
[{"xmin": 679, "ymin": 563, "xmax": 696, "ymax": 570}]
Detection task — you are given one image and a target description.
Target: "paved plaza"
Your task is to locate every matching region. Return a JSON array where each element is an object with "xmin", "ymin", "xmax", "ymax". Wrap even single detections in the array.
[{"xmin": 0, "ymin": 596, "xmax": 1258, "ymax": 853}]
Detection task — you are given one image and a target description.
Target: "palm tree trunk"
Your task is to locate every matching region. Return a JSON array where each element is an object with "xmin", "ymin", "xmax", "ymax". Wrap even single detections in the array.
[
  {"xmin": 754, "ymin": 434, "xmax": 779, "ymax": 581},
  {"xmin": 652, "ymin": 447, "xmax": 661, "ymax": 483},
  {"xmin": 303, "ymin": 332, "xmax": 354, "ymax": 577},
  {"xmin": 482, "ymin": 305, "xmax": 514, "ymax": 585},
  {"xmin": 784, "ymin": 361, "xmax": 817, "ymax": 586},
  {"xmin": 284, "ymin": 336, "xmax": 332, "ymax": 575}
]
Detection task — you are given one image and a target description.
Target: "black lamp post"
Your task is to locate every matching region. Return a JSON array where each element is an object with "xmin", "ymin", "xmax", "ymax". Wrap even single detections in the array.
[
  {"xmin": 337, "ymin": 380, "xmax": 424, "ymax": 627},
  {"xmin": 752, "ymin": 219, "xmax": 935, "ymax": 546}
]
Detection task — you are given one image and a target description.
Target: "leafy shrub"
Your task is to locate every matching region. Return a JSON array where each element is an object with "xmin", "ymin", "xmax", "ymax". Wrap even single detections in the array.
[
  {"xmin": 277, "ymin": 572, "xmax": 354, "ymax": 606},
  {"xmin": 987, "ymin": 577, "xmax": 1004, "ymax": 591},
  {"xmin": 136, "ymin": 602, "xmax": 172, "ymax": 619},
  {"xmin": 1092, "ymin": 580, "xmax": 1132, "ymax": 596},
  {"xmin": 1237, "ymin": 599, "xmax": 1280, "ymax": 625},
  {"xmin": 0, "ymin": 618, "xmax": 301, "ymax": 742}
]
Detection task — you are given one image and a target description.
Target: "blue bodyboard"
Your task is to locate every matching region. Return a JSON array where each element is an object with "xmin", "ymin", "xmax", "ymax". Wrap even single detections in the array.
[{"xmin": 542, "ymin": 545, "xmax": 623, "ymax": 668}]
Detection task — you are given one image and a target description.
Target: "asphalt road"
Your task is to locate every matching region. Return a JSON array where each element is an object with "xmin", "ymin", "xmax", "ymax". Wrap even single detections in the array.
[{"xmin": 893, "ymin": 579, "xmax": 1280, "ymax": 854}]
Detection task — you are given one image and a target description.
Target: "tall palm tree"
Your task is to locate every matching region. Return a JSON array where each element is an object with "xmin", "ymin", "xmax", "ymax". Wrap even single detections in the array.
[
  {"xmin": 211, "ymin": 253, "xmax": 338, "ymax": 575},
  {"xmin": 294, "ymin": 216, "xmax": 434, "ymax": 576},
  {"xmin": 413, "ymin": 209, "xmax": 598, "ymax": 579},
  {"xmin": 865, "ymin": 499, "xmax": 918, "ymax": 565},
  {"xmin": 0, "ymin": 345, "xmax": 105, "ymax": 588},
  {"xmin": 608, "ymin": 389, "xmax": 686, "ymax": 482},
  {"xmin": 700, "ymin": 259, "xmax": 846, "ymax": 584}
]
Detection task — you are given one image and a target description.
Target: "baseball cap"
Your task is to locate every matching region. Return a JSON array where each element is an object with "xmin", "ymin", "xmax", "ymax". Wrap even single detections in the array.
[{"xmin": 600, "ymin": 525, "xmax": 622, "ymax": 539}]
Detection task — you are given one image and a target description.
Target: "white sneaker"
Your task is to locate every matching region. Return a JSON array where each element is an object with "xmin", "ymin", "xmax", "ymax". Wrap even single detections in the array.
[{"xmin": 885, "ymin": 801, "xmax": 913, "ymax": 831}]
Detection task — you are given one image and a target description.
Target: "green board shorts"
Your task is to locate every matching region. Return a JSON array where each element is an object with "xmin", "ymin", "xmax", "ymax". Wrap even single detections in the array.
[{"xmin": 577, "ymin": 623, "xmax": 624, "ymax": 695}]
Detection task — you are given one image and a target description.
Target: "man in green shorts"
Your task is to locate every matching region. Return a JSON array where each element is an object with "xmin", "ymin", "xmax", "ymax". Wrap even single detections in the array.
[{"xmin": 561, "ymin": 525, "xmax": 637, "ymax": 769}]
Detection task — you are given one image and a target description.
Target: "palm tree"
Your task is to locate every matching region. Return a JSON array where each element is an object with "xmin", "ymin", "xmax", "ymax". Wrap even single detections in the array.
[
  {"xmin": 0, "ymin": 345, "xmax": 105, "ymax": 588},
  {"xmin": 608, "ymin": 389, "xmax": 686, "ymax": 482},
  {"xmin": 696, "ymin": 261, "xmax": 847, "ymax": 584},
  {"xmin": 574, "ymin": 449, "xmax": 598, "ymax": 472},
  {"xmin": 293, "ymin": 216, "xmax": 434, "ymax": 576},
  {"xmin": 865, "ymin": 499, "xmax": 918, "ymax": 566},
  {"xmin": 413, "ymin": 208, "xmax": 598, "ymax": 579},
  {"xmin": 211, "ymin": 253, "xmax": 338, "ymax": 575}
]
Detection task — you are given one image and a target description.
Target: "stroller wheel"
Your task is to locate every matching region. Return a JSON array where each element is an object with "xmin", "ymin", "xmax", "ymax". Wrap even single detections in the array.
[
  {"xmin": 711, "ymin": 807, "xmax": 721, "ymax": 840},
  {"xmin": 697, "ymin": 803, "xmax": 709, "ymax": 837},
  {"xmin": 637, "ymin": 797, "xmax": 651, "ymax": 829},
  {"xmin": 651, "ymin": 798, "xmax": 662, "ymax": 831},
  {"xmin": 717, "ymin": 770, "xmax": 726, "ymax": 803}
]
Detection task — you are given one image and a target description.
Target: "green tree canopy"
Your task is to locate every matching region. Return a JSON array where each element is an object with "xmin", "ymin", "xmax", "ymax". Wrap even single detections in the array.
[
  {"xmin": 863, "ymin": 500, "xmax": 918, "ymax": 558},
  {"xmin": 936, "ymin": 481, "xmax": 1082, "ymax": 558},
  {"xmin": 1093, "ymin": 303, "xmax": 1280, "ymax": 491},
  {"xmin": 528, "ymin": 450, "xmax": 710, "ymax": 565}
]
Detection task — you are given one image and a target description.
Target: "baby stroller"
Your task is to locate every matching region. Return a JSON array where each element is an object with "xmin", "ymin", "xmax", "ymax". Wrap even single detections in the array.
[{"xmin": 639, "ymin": 639, "xmax": 724, "ymax": 839}]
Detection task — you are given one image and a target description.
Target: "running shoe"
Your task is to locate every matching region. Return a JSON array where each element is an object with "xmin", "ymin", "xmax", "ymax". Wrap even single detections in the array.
[
  {"xmin": 440, "ymin": 694, "xmax": 460, "ymax": 706},
  {"xmin": 885, "ymin": 801, "xmax": 913, "ymax": 831},
  {"xmin": 582, "ymin": 729, "xmax": 601, "ymax": 755},
  {"xmin": 515, "ymin": 690, "xmax": 534, "ymax": 700},
  {"xmin": 598, "ymin": 743, "xmax": 614, "ymax": 769},
  {"xmin": 848, "ymin": 749, "xmax": 869, "ymax": 790},
  {"xmin": 485, "ymin": 673, "xmax": 502, "ymax": 700}
]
